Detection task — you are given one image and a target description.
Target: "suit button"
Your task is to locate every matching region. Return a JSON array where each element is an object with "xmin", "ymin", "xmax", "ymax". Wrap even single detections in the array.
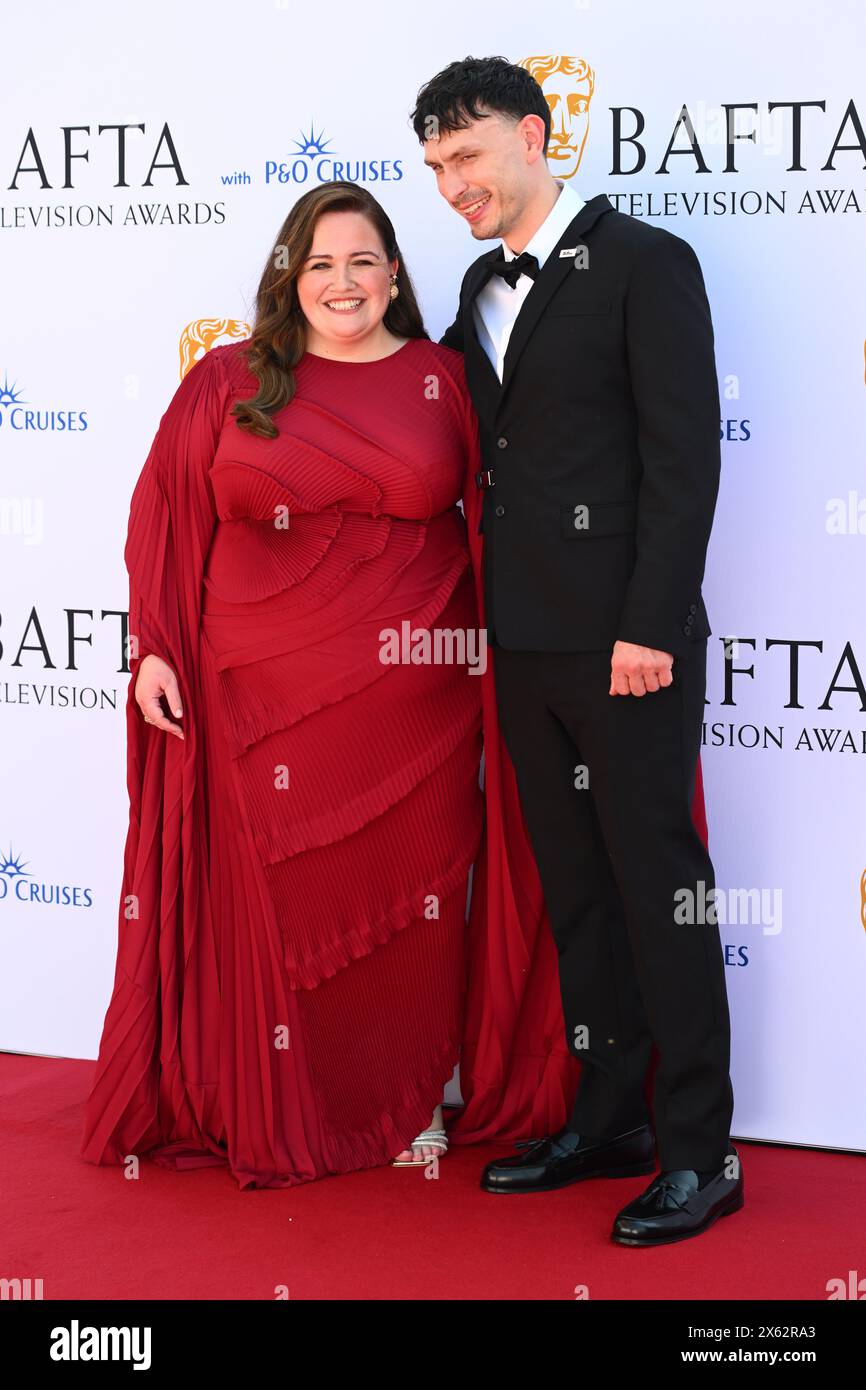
[
  {"xmin": 495, "ymin": 504, "xmax": 506, "ymax": 517},
  {"xmin": 683, "ymin": 623, "xmax": 693, "ymax": 636},
  {"xmin": 689, "ymin": 603, "xmax": 697, "ymax": 614},
  {"xmin": 497, "ymin": 436, "xmax": 508, "ymax": 449}
]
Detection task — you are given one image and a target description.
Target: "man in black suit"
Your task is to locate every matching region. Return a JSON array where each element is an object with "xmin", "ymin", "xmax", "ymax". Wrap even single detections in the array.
[{"xmin": 411, "ymin": 56, "xmax": 743, "ymax": 1246}]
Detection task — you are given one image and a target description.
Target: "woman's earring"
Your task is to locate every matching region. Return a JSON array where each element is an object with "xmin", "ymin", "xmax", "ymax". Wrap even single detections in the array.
[{"xmin": 389, "ymin": 274, "xmax": 399, "ymax": 301}]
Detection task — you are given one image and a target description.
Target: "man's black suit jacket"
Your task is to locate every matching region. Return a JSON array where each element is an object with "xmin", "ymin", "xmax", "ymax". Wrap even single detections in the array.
[{"xmin": 441, "ymin": 192, "xmax": 721, "ymax": 657}]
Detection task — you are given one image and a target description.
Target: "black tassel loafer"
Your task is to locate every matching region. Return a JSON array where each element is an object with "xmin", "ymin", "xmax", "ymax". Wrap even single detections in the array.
[
  {"xmin": 611, "ymin": 1145, "xmax": 744, "ymax": 1246},
  {"xmin": 481, "ymin": 1123, "xmax": 656, "ymax": 1194}
]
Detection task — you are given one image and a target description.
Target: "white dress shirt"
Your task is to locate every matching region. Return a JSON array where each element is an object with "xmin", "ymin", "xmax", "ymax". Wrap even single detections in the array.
[{"xmin": 473, "ymin": 178, "xmax": 586, "ymax": 381}]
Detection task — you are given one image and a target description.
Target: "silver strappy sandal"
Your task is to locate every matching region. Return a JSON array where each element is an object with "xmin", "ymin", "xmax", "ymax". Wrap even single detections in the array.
[{"xmin": 391, "ymin": 1126, "xmax": 449, "ymax": 1167}]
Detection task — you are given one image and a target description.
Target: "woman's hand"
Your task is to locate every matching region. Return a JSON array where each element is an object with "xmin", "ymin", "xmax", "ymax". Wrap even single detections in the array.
[{"xmin": 135, "ymin": 654, "xmax": 185, "ymax": 739}]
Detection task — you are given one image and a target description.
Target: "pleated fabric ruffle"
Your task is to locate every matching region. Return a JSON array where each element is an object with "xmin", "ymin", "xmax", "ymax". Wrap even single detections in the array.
[{"xmin": 82, "ymin": 339, "xmax": 486, "ymax": 1186}]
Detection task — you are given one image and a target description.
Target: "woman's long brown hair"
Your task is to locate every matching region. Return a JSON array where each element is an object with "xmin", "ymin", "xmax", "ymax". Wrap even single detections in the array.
[{"xmin": 233, "ymin": 181, "xmax": 428, "ymax": 438}]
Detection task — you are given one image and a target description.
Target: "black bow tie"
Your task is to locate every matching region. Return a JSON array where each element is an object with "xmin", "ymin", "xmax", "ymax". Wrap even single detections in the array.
[{"xmin": 490, "ymin": 250, "xmax": 540, "ymax": 289}]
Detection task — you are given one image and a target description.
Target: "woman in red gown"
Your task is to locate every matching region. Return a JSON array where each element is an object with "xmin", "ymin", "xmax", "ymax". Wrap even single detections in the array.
[{"xmin": 81, "ymin": 182, "xmax": 709, "ymax": 1188}]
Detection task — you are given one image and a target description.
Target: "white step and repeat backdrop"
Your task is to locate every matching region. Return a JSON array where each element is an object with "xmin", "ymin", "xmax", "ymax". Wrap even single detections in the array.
[{"xmin": 2, "ymin": 0, "xmax": 864, "ymax": 1151}]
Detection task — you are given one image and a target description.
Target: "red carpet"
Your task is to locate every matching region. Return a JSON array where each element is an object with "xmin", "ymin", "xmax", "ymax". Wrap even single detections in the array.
[{"xmin": 1, "ymin": 1051, "xmax": 862, "ymax": 1301}]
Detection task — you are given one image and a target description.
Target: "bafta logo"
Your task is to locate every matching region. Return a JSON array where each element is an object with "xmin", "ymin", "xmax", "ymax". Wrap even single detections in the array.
[
  {"xmin": 179, "ymin": 318, "xmax": 250, "ymax": 378},
  {"xmin": 519, "ymin": 55, "xmax": 596, "ymax": 179}
]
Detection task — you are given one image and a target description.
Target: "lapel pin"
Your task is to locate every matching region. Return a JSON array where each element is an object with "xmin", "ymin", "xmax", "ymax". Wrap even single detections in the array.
[{"xmin": 559, "ymin": 247, "xmax": 578, "ymax": 258}]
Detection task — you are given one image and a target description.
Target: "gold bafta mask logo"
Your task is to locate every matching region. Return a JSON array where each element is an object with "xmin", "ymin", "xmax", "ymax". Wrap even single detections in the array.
[
  {"xmin": 518, "ymin": 55, "xmax": 596, "ymax": 180},
  {"xmin": 179, "ymin": 318, "xmax": 251, "ymax": 378}
]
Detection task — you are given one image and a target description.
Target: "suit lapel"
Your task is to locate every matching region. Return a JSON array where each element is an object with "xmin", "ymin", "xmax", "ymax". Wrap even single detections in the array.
[
  {"xmin": 463, "ymin": 193, "xmax": 615, "ymax": 406},
  {"xmin": 462, "ymin": 251, "xmax": 505, "ymax": 396}
]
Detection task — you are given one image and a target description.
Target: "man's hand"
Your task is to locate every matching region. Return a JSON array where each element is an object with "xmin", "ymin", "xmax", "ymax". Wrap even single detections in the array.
[
  {"xmin": 609, "ymin": 640, "xmax": 674, "ymax": 697},
  {"xmin": 135, "ymin": 653, "xmax": 185, "ymax": 738}
]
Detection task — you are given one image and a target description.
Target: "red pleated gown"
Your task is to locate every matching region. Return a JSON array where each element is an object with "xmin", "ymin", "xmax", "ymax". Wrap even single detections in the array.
[{"xmin": 81, "ymin": 335, "xmax": 710, "ymax": 1188}]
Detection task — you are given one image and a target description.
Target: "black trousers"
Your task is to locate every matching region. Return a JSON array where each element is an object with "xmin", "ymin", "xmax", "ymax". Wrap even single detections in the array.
[{"xmin": 491, "ymin": 635, "xmax": 734, "ymax": 1171}]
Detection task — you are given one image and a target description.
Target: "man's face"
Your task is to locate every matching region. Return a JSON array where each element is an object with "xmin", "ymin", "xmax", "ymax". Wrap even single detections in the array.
[{"xmin": 422, "ymin": 109, "xmax": 541, "ymax": 241}]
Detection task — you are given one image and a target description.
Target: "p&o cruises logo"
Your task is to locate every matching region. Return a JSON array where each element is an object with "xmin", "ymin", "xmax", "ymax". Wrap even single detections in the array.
[{"xmin": 261, "ymin": 122, "xmax": 404, "ymax": 189}]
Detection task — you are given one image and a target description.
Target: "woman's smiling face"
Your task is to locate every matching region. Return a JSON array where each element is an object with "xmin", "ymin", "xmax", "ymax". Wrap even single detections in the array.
[{"xmin": 296, "ymin": 210, "xmax": 398, "ymax": 351}]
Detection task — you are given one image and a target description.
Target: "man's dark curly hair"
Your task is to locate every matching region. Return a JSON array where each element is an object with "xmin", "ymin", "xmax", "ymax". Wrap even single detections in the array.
[{"xmin": 410, "ymin": 55, "xmax": 551, "ymax": 154}]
